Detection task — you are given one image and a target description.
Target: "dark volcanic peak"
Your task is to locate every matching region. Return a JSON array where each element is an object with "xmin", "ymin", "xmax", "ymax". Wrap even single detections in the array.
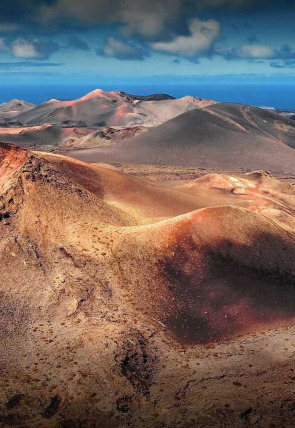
[{"xmin": 123, "ymin": 93, "xmax": 176, "ymax": 101}]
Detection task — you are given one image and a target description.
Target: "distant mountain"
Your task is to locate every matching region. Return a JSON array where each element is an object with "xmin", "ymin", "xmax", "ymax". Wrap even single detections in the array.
[
  {"xmin": 69, "ymin": 102, "xmax": 295, "ymax": 174},
  {"xmin": 0, "ymin": 99, "xmax": 35, "ymax": 112},
  {"xmin": 10, "ymin": 89, "xmax": 215, "ymax": 127},
  {"xmin": 0, "ymin": 99, "xmax": 35, "ymax": 119}
]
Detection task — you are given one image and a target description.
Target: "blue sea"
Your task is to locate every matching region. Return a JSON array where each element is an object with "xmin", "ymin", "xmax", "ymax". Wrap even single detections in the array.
[{"xmin": 1, "ymin": 83, "xmax": 295, "ymax": 111}]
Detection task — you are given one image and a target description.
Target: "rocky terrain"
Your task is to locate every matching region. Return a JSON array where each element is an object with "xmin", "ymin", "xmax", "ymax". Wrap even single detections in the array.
[
  {"xmin": 0, "ymin": 142, "xmax": 295, "ymax": 427},
  {"xmin": 0, "ymin": 124, "xmax": 147, "ymax": 152}
]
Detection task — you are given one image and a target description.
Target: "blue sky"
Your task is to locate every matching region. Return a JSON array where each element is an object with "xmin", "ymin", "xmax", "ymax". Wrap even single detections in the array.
[{"xmin": 0, "ymin": 0, "xmax": 295, "ymax": 86}]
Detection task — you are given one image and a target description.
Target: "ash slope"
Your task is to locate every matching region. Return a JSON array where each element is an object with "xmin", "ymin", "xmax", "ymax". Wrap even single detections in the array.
[
  {"xmin": 1, "ymin": 143, "xmax": 295, "ymax": 427},
  {"xmin": 71, "ymin": 102, "xmax": 295, "ymax": 174}
]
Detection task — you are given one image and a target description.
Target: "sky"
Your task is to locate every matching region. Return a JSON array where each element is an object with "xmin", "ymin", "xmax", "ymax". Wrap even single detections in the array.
[{"xmin": 1, "ymin": 0, "xmax": 295, "ymax": 88}]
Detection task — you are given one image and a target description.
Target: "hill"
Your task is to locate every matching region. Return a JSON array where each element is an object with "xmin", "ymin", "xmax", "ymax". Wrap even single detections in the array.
[
  {"xmin": 0, "ymin": 99, "xmax": 35, "ymax": 119},
  {"xmin": 70, "ymin": 102, "xmax": 295, "ymax": 174}
]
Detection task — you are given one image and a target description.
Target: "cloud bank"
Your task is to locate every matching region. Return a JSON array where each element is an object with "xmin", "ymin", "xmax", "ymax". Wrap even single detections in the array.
[{"xmin": 0, "ymin": 0, "xmax": 294, "ymax": 71}]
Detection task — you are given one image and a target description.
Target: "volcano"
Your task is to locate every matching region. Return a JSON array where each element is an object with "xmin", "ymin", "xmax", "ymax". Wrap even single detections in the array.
[{"xmin": 0, "ymin": 142, "xmax": 295, "ymax": 427}]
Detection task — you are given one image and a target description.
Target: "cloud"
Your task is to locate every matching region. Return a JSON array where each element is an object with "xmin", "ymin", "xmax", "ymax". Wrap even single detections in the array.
[
  {"xmin": 37, "ymin": 0, "xmax": 183, "ymax": 38},
  {"xmin": 11, "ymin": 38, "xmax": 39, "ymax": 59},
  {"xmin": 278, "ymin": 44, "xmax": 295, "ymax": 60},
  {"xmin": 98, "ymin": 37, "xmax": 147, "ymax": 60},
  {"xmin": 11, "ymin": 38, "xmax": 59, "ymax": 60},
  {"xmin": 268, "ymin": 45, "xmax": 295, "ymax": 68},
  {"xmin": 270, "ymin": 59, "xmax": 295, "ymax": 68},
  {"xmin": 0, "ymin": 38, "xmax": 8, "ymax": 51},
  {"xmin": 119, "ymin": 0, "xmax": 182, "ymax": 38},
  {"xmin": 0, "ymin": 23, "xmax": 19, "ymax": 33},
  {"xmin": 269, "ymin": 62, "xmax": 286, "ymax": 68},
  {"xmin": 67, "ymin": 35, "xmax": 90, "ymax": 51},
  {"xmin": 151, "ymin": 18, "xmax": 221, "ymax": 57},
  {"xmin": 237, "ymin": 44, "xmax": 275, "ymax": 59},
  {"xmin": 216, "ymin": 41, "xmax": 295, "ymax": 68},
  {"xmin": 3, "ymin": 0, "xmax": 295, "ymax": 41},
  {"xmin": 36, "ymin": 0, "xmax": 286, "ymax": 30},
  {"xmin": 0, "ymin": 61, "xmax": 62, "ymax": 69},
  {"xmin": 216, "ymin": 43, "xmax": 275, "ymax": 60},
  {"xmin": 246, "ymin": 34, "xmax": 260, "ymax": 44}
]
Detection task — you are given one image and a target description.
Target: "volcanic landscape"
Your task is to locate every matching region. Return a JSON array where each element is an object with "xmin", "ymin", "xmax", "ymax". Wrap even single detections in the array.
[{"xmin": 0, "ymin": 90, "xmax": 295, "ymax": 428}]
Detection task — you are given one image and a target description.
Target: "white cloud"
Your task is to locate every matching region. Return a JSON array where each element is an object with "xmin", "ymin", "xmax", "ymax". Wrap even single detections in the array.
[
  {"xmin": 216, "ymin": 43, "xmax": 277, "ymax": 60},
  {"xmin": 151, "ymin": 18, "xmax": 221, "ymax": 57},
  {"xmin": 100, "ymin": 37, "xmax": 145, "ymax": 60},
  {"xmin": 10, "ymin": 38, "xmax": 59, "ymax": 60},
  {"xmin": 11, "ymin": 38, "xmax": 40, "ymax": 59},
  {"xmin": 237, "ymin": 44, "xmax": 276, "ymax": 59}
]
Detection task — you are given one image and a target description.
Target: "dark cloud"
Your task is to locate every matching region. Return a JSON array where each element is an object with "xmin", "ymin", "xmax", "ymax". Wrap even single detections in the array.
[
  {"xmin": 0, "ymin": 1, "xmax": 294, "ymax": 35},
  {"xmin": 270, "ymin": 60, "xmax": 295, "ymax": 68},
  {"xmin": 269, "ymin": 62, "xmax": 286, "ymax": 68},
  {"xmin": 246, "ymin": 34, "xmax": 260, "ymax": 44},
  {"xmin": 230, "ymin": 24, "xmax": 240, "ymax": 34},
  {"xmin": 67, "ymin": 35, "xmax": 90, "ymax": 51},
  {"xmin": 31, "ymin": 0, "xmax": 295, "ymax": 38}
]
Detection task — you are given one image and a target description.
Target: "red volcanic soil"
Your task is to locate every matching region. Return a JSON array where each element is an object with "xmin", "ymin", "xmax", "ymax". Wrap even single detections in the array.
[
  {"xmin": 0, "ymin": 143, "xmax": 28, "ymax": 181},
  {"xmin": 0, "ymin": 143, "xmax": 295, "ymax": 427}
]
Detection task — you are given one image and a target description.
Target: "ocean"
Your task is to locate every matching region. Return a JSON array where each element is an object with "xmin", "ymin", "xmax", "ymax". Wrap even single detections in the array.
[{"xmin": 1, "ymin": 83, "xmax": 295, "ymax": 111}]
